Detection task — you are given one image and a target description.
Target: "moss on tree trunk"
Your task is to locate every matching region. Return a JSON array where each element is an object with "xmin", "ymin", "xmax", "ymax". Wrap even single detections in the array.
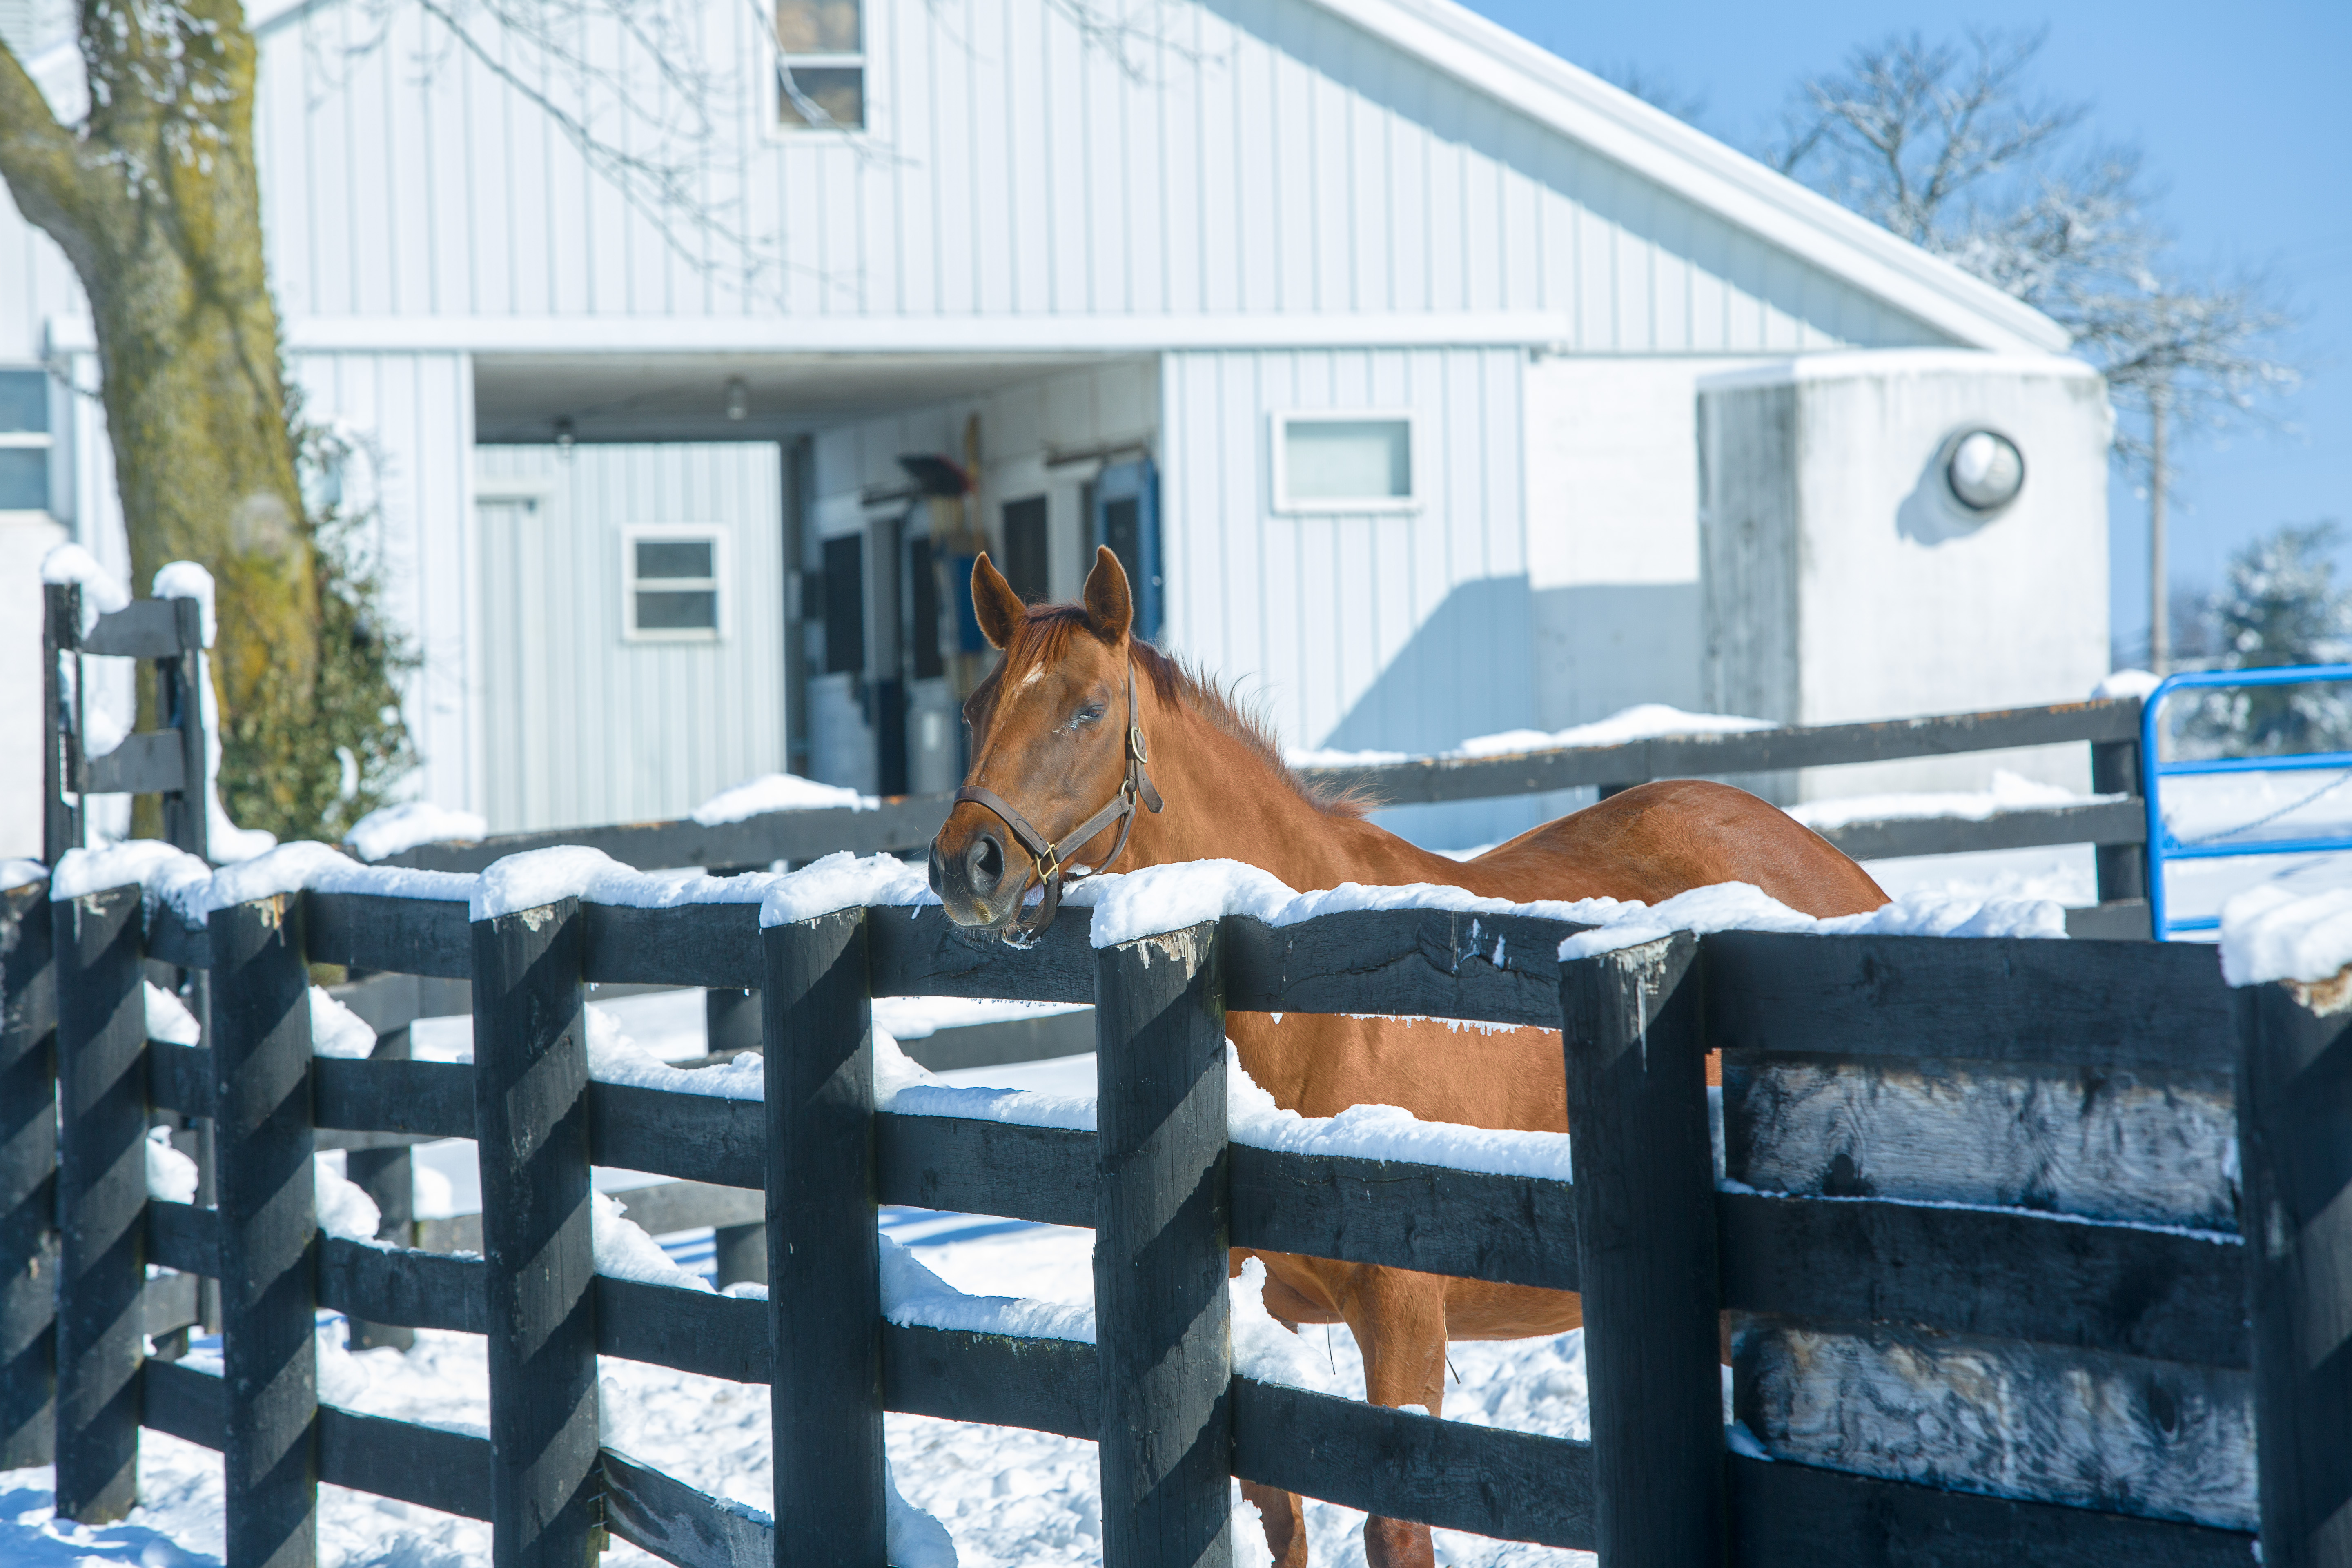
[{"xmin": 0, "ymin": 0, "xmax": 321, "ymax": 838}]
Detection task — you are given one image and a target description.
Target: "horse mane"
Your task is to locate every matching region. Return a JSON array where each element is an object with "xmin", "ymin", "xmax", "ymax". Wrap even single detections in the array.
[{"xmin": 989, "ymin": 605, "xmax": 1375, "ymax": 820}]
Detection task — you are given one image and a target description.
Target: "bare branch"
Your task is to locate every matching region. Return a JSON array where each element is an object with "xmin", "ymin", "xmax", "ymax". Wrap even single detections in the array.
[
  {"xmin": 1772, "ymin": 24, "xmax": 2300, "ymax": 467},
  {"xmin": 0, "ymin": 35, "xmax": 102, "ymax": 254},
  {"xmin": 384, "ymin": 0, "xmax": 824, "ymax": 304}
]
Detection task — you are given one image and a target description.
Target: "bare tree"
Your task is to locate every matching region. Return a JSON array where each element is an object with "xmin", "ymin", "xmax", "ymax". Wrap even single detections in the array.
[{"xmin": 1773, "ymin": 28, "xmax": 2300, "ymax": 673}]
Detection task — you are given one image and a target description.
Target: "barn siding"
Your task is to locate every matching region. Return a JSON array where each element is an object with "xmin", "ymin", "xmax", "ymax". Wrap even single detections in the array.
[
  {"xmin": 287, "ymin": 352, "xmax": 480, "ymax": 816},
  {"xmin": 472, "ymin": 442, "xmax": 787, "ymax": 832},
  {"xmin": 247, "ymin": 0, "xmax": 1953, "ymax": 354},
  {"xmin": 1160, "ymin": 345, "xmax": 1529, "ymax": 758}
]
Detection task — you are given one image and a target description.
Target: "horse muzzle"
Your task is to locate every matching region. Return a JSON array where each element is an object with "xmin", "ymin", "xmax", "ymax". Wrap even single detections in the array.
[{"xmin": 928, "ymin": 807, "xmax": 1027, "ymax": 930}]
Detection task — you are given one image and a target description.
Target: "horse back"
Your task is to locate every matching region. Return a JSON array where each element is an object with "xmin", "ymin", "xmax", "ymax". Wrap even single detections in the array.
[{"xmin": 1468, "ymin": 777, "xmax": 1888, "ymax": 918}]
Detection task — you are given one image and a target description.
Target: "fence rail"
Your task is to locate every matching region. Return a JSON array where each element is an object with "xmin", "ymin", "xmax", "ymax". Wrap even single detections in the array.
[
  {"xmin": 6, "ymin": 861, "xmax": 2342, "ymax": 1567},
  {"xmin": 378, "ymin": 696, "xmax": 2154, "ymax": 937}
]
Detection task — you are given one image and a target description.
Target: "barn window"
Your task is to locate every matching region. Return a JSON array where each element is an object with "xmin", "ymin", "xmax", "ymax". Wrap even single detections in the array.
[
  {"xmin": 776, "ymin": 0, "xmax": 864, "ymax": 129},
  {"xmin": 625, "ymin": 529, "xmax": 724, "ymax": 640},
  {"xmin": 1272, "ymin": 413, "xmax": 1414, "ymax": 512},
  {"xmin": 0, "ymin": 368, "xmax": 51, "ymax": 512}
]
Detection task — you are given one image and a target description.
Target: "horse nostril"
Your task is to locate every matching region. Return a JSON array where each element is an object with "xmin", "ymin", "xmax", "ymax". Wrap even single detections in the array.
[{"xmin": 969, "ymin": 833, "xmax": 1005, "ymax": 892}]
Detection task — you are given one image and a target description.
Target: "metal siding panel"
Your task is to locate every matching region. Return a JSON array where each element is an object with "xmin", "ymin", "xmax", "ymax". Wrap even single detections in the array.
[
  {"xmin": 344, "ymin": 33, "xmax": 400, "ymax": 315},
  {"xmin": 288, "ymin": 352, "xmax": 476, "ymax": 815},
  {"xmin": 1422, "ymin": 74, "xmax": 1469, "ymax": 315},
  {"xmin": 1497, "ymin": 115, "xmax": 1541, "ymax": 314},
  {"xmin": 1216, "ymin": 352, "xmax": 1263, "ymax": 682},
  {"xmin": 382, "ymin": 8, "xmax": 437, "ymax": 315},
  {"xmin": 1228, "ymin": 26, "xmax": 1278, "ymax": 315},
  {"xmin": 999, "ymin": 0, "xmax": 1043, "ymax": 314},
  {"xmin": 298, "ymin": 9, "xmax": 358, "ymax": 317},
  {"xmin": 1456, "ymin": 94, "xmax": 1503, "ymax": 314},
  {"xmin": 922, "ymin": 0, "xmax": 978, "ymax": 317},
  {"xmin": 223, "ymin": 0, "xmax": 1980, "ymax": 343},
  {"xmin": 888, "ymin": 0, "xmax": 937, "ymax": 316},
  {"xmin": 1342, "ymin": 51, "xmax": 1390, "ymax": 316},
  {"xmin": 1305, "ymin": 12, "xmax": 1350, "ymax": 315},
  {"xmin": 1040, "ymin": 1, "xmax": 1087, "ymax": 314},
  {"xmin": 1617, "ymin": 183, "xmax": 1657, "ymax": 354},
  {"xmin": 1125, "ymin": 26, "xmax": 1167, "ymax": 316}
]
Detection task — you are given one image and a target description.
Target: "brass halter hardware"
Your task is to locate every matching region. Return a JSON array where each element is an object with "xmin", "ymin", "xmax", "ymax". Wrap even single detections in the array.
[{"xmin": 953, "ymin": 659, "xmax": 1164, "ymax": 940}]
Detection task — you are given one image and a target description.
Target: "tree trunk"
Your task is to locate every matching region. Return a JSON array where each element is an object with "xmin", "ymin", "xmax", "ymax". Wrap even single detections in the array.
[{"xmin": 0, "ymin": 0, "xmax": 318, "ymax": 831}]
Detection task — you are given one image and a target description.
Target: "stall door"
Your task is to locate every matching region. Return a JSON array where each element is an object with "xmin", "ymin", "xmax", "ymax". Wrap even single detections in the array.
[
  {"xmin": 1091, "ymin": 457, "xmax": 1161, "ymax": 641},
  {"xmin": 474, "ymin": 443, "xmax": 786, "ymax": 833}
]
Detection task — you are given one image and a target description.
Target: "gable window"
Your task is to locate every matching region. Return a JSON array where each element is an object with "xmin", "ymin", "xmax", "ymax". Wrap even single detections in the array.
[
  {"xmin": 625, "ymin": 529, "xmax": 724, "ymax": 640},
  {"xmin": 777, "ymin": 0, "xmax": 864, "ymax": 129},
  {"xmin": 0, "ymin": 369, "xmax": 51, "ymax": 512},
  {"xmin": 1272, "ymin": 412, "xmax": 1415, "ymax": 513}
]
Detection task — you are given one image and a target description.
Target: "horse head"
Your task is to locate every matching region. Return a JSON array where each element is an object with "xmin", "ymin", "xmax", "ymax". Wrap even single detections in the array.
[{"xmin": 929, "ymin": 544, "xmax": 1163, "ymax": 937}]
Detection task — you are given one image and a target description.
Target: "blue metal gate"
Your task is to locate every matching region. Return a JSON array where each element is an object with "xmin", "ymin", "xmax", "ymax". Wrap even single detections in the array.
[{"xmin": 2143, "ymin": 662, "xmax": 2352, "ymax": 937}]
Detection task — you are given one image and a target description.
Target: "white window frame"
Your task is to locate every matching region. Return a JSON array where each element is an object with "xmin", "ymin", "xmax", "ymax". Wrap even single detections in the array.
[
  {"xmin": 623, "ymin": 524, "xmax": 728, "ymax": 643},
  {"xmin": 1269, "ymin": 410, "xmax": 1419, "ymax": 515},
  {"xmin": 768, "ymin": 0, "xmax": 871, "ymax": 139},
  {"xmin": 0, "ymin": 365, "xmax": 55, "ymax": 515}
]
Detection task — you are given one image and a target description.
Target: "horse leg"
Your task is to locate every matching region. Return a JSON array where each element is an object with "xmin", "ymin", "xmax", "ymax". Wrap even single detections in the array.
[
  {"xmin": 1342, "ymin": 1268, "xmax": 1450, "ymax": 1568},
  {"xmin": 1240, "ymin": 1480, "xmax": 1310, "ymax": 1568},
  {"xmin": 1231, "ymin": 1248, "xmax": 1315, "ymax": 1566}
]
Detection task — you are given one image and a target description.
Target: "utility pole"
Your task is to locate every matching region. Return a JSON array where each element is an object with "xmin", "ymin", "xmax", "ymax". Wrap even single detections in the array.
[{"xmin": 2149, "ymin": 381, "xmax": 2171, "ymax": 673}]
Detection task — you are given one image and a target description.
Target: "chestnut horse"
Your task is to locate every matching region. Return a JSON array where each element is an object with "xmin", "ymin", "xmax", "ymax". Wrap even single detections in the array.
[{"xmin": 929, "ymin": 548, "xmax": 1886, "ymax": 1568}]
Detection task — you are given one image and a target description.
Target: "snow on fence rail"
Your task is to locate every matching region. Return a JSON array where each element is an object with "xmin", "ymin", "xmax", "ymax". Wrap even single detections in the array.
[{"xmin": 1, "ymin": 866, "xmax": 2339, "ymax": 1568}]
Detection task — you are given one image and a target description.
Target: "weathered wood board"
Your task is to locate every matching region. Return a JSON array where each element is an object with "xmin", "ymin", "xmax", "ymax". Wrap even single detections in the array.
[
  {"xmin": 1733, "ymin": 1313, "xmax": 2257, "ymax": 1531},
  {"xmin": 1725, "ymin": 1055, "xmax": 2238, "ymax": 1231}
]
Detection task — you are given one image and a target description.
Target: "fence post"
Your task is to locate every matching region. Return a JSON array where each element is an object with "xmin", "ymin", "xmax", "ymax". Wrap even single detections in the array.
[
  {"xmin": 762, "ymin": 910, "xmax": 885, "ymax": 1566},
  {"xmin": 1561, "ymin": 932, "xmax": 1724, "ymax": 1568},
  {"xmin": 2091, "ymin": 736, "xmax": 2147, "ymax": 909},
  {"xmin": 50, "ymin": 883, "xmax": 147, "ymax": 1523},
  {"xmin": 209, "ymin": 894, "xmax": 319, "ymax": 1568},
  {"xmin": 1, "ymin": 882, "xmax": 58, "ymax": 1467},
  {"xmin": 2237, "ymin": 982, "xmax": 2352, "ymax": 1568},
  {"xmin": 472, "ymin": 898, "xmax": 600, "ymax": 1568},
  {"xmin": 158, "ymin": 595, "xmax": 209, "ymax": 862},
  {"xmin": 1094, "ymin": 920, "xmax": 1232, "ymax": 1568},
  {"xmin": 42, "ymin": 583, "xmax": 80, "ymax": 863}
]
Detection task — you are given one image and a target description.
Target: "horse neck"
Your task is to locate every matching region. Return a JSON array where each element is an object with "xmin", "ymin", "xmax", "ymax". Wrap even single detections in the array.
[{"xmin": 1121, "ymin": 679, "xmax": 1470, "ymax": 895}]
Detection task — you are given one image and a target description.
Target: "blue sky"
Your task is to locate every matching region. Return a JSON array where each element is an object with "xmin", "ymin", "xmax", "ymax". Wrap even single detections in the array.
[{"xmin": 1459, "ymin": 0, "xmax": 2351, "ymax": 663}]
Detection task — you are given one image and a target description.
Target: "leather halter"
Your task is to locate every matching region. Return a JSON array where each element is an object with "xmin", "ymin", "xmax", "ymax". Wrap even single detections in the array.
[{"xmin": 954, "ymin": 659, "xmax": 1164, "ymax": 940}]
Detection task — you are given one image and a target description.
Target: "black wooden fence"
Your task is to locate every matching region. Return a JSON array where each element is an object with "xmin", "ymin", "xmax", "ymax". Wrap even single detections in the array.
[
  {"xmin": 42, "ymin": 582, "xmax": 211, "ymax": 865},
  {"xmin": 380, "ymin": 697, "xmax": 2152, "ymax": 938},
  {"xmin": 4, "ymin": 863, "xmax": 2344, "ymax": 1567}
]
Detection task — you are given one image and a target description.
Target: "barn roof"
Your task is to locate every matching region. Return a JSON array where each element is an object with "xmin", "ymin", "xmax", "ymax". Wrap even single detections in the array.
[{"xmin": 1310, "ymin": 0, "xmax": 2069, "ymax": 356}]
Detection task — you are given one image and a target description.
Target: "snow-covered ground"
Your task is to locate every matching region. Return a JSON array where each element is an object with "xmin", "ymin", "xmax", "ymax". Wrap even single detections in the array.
[{"xmin": 8, "ymin": 762, "xmax": 2343, "ymax": 1568}]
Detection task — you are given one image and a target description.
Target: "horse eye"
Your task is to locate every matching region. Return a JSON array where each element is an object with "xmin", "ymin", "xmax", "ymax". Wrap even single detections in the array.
[{"xmin": 1073, "ymin": 704, "xmax": 1105, "ymax": 727}]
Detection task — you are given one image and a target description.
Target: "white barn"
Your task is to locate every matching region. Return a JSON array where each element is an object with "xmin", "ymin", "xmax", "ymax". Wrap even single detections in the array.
[{"xmin": 0, "ymin": 0, "xmax": 2110, "ymax": 856}]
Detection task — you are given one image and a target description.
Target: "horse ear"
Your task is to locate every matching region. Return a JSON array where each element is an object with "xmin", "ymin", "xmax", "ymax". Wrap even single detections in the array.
[
  {"xmin": 1082, "ymin": 545, "xmax": 1133, "ymax": 644},
  {"xmin": 970, "ymin": 552, "xmax": 1024, "ymax": 650}
]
